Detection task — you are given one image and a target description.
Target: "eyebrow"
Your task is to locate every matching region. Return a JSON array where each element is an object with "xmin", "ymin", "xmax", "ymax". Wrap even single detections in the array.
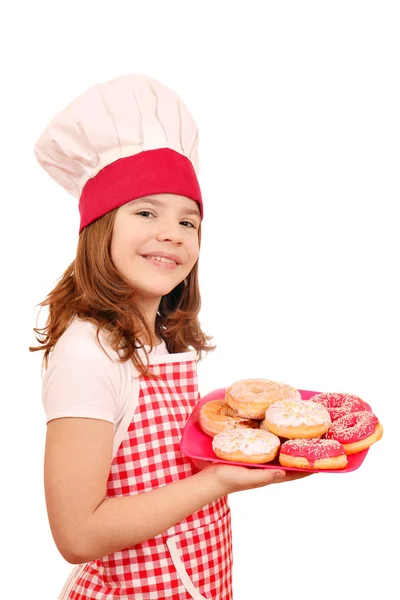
[{"xmin": 127, "ymin": 196, "xmax": 201, "ymax": 217}]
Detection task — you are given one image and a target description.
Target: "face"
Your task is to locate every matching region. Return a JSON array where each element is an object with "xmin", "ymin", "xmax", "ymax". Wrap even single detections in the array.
[{"xmin": 111, "ymin": 193, "xmax": 201, "ymax": 306}]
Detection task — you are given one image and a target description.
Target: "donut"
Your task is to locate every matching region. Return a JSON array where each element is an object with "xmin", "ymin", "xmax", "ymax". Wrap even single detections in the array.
[
  {"xmin": 261, "ymin": 399, "xmax": 331, "ymax": 439},
  {"xmin": 212, "ymin": 427, "xmax": 281, "ymax": 464},
  {"xmin": 225, "ymin": 378, "xmax": 301, "ymax": 420},
  {"xmin": 199, "ymin": 400, "xmax": 260, "ymax": 437},
  {"xmin": 279, "ymin": 438, "xmax": 348, "ymax": 470},
  {"xmin": 325, "ymin": 410, "xmax": 383, "ymax": 454},
  {"xmin": 310, "ymin": 392, "xmax": 372, "ymax": 421}
]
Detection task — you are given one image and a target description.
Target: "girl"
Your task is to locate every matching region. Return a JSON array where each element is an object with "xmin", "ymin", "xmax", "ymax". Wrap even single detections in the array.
[{"xmin": 31, "ymin": 74, "xmax": 308, "ymax": 600}]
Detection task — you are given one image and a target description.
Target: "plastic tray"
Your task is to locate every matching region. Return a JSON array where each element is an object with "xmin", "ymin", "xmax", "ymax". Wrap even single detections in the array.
[{"xmin": 180, "ymin": 387, "xmax": 369, "ymax": 473}]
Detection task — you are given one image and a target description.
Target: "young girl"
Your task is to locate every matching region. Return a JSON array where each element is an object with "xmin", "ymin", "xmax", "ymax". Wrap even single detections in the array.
[{"xmin": 31, "ymin": 74, "xmax": 308, "ymax": 600}]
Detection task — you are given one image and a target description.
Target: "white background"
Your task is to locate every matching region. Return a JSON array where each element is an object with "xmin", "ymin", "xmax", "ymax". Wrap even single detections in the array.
[{"xmin": 1, "ymin": 1, "xmax": 399, "ymax": 598}]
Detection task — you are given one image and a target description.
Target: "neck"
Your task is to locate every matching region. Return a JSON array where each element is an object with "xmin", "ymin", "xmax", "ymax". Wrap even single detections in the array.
[{"xmin": 136, "ymin": 296, "xmax": 162, "ymax": 346}]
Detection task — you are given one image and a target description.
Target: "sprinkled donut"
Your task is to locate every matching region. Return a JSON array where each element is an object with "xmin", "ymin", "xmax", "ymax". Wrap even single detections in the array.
[
  {"xmin": 261, "ymin": 399, "xmax": 331, "ymax": 439},
  {"xmin": 225, "ymin": 378, "xmax": 301, "ymax": 420},
  {"xmin": 325, "ymin": 410, "xmax": 383, "ymax": 455},
  {"xmin": 310, "ymin": 392, "xmax": 372, "ymax": 421},
  {"xmin": 199, "ymin": 400, "xmax": 260, "ymax": 437},
  {"xmin": 279, "ymin": 438, "xmax": 348, "ymax": 470},
  {"xmin": 212, "ymin": 427, "xmax": 281, "ymax": 464}
]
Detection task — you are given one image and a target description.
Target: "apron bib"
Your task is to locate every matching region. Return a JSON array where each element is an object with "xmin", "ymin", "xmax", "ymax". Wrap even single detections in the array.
[{"xmin": 60, "ymin": 351, "xmax": 233, "ymax": 600}]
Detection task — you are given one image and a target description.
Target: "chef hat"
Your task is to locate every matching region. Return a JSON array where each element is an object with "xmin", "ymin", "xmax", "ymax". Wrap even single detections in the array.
[{"xmin": 34, "ymin": 74, "xmax": 203, "ymax": 232}]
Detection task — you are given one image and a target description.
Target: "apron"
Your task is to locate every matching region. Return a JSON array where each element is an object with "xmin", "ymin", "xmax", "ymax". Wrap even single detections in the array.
[{"xmin": 59, "ymin": 350, "xmax": 233, "ymax": 600}]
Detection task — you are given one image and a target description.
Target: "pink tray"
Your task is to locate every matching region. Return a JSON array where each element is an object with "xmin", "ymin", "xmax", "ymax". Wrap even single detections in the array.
[{"xmin": 180, "ymin": 388, "xmax": 369, "ymax": 473}]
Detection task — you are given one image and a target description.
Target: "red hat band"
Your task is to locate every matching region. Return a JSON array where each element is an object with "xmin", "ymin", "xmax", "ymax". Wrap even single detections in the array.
[{"xmin": 79, "ymin": 148, "xmax": 203, "ymax": 233}]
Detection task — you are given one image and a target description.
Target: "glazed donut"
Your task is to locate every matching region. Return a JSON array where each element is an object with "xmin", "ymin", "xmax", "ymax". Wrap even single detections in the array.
[
  {"xmin": 212, "ymin": 427, "xmax": 281, "ymax": 464},
  {"xmin": 261, "ymin": 399, "xmax": 331, "ymax": 439},
  {"xmin": 225, "ymin": 378, "xmax": 301, "ymax": 420},
  {"xmin": 325, "ymin": 410, "xmax": 383, "ymax": 455},
  {"xmin": 279, "ymin": 438, "xmax": 348, "ymax": 470},
  {"xmin": 199, "ymin": 400, "xmax": 259, "ymax": 437},
  {"xmin": 310, "ymin": 392, "xmax": 372, "ymax": 421}
]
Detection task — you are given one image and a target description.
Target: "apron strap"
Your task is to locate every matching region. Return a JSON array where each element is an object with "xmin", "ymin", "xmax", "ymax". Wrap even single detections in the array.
[
  {"xmin": 112, "ymin": 362, "xmax": 140, "ymax": 459},
  {"xmin": 112, "ymin": 351, "xmax": 196, "ymax": 459}
]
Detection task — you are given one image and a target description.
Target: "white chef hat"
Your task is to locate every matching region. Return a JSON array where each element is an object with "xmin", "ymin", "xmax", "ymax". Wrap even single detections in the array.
[{"xmin": 34, "ymin": 74, "xmax": 203, "ymax": 232}]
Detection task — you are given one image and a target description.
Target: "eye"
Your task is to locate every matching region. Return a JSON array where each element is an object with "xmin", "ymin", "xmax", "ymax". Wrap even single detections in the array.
[
  {"xmin": 180, "ymin": 220, "xmax": 196, "ymax": 228},
  {"xmin": 136, "ymin": 211, "xmax": 154, "ymax": 218}
]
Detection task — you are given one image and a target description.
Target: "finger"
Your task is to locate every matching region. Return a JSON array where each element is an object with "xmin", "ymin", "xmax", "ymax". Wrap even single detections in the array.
[{"xmin": 254, "ymin": 469, "xmax": 286, "ymax": 485}]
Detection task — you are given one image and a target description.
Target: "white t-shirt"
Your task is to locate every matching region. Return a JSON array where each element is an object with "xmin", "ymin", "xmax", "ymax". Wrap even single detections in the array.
[{"xmin": 42, "ymin": 317, "xmax": 168, "ymax": 430}]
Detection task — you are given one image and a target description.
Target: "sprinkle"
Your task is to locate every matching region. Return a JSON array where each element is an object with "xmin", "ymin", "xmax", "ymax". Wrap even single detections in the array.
[
  {"xmin": 326, "ymin": 411, "xmax": 379, "ymax": 443},
  {"xmin": 280, "ymin": 438, "xmax": 345, "ymax": 459}
]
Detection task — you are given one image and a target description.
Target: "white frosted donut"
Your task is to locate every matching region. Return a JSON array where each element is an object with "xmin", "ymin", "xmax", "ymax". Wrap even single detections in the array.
[
  {"xmin": 225, "ymin": 378, "xmax": 301, "ymax": 420},
  {"xmin": 261, "ymin": 399, "xmax": 331, "ymax": 439},
  {"xmin": 212, "ymin": 427, "xmax": 281, "ymax": 464}
]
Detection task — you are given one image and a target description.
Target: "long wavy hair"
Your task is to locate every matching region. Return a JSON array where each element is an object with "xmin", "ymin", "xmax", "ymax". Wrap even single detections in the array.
[{"xmin": 29, "ymin": 207, "xmax": 216, "ymax": 377}]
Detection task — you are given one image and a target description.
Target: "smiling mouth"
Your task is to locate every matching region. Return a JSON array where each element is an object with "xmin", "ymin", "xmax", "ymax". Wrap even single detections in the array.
[{"xmin": 143, "ymin": 255, "xmax": 178, "ymax": 264}]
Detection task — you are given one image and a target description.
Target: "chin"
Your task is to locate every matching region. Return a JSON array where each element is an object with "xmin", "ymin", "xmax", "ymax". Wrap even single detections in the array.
[
  {"xmin": 136, "ymin": 285, "xmax": 178, "ymax": 298},
  {"xmin": 127, "ymin": 272, "xmax": 185, "ymax": 298}
]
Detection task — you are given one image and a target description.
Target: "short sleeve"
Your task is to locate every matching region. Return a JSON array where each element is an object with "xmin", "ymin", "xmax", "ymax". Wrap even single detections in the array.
[
  {"xmin": 41, "ymin": 317, "xmax": 169, "ymax": 427},
  {"xmin": 43, "ymin": 352, "xmax": 121, "ymax": 424}
]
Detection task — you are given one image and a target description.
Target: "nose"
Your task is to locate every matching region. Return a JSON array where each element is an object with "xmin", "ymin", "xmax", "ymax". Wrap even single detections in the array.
[{"xmin": 155, "ymin": 219, "xmax": 183, "ymax": 244}]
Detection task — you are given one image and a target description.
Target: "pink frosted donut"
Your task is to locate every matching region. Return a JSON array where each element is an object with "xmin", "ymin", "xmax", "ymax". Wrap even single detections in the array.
[
  {"xmin": 279, "ymin": 438, "xmax": 348, "ymax": 470},
  {"xmin": 310, "ymin": 392, "xmax": 372, "ymax": 421},
  {"xmin": 325, "ymin": 410, "xmax": 383, "ymax": 455}
]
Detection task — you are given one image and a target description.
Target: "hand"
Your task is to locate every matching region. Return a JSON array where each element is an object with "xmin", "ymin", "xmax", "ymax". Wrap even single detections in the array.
[{"xmin": 202, "ymin": 462, "xmax": 312, "ymax": 496}]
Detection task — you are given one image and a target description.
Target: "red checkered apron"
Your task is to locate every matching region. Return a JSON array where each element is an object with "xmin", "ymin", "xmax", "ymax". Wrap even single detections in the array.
[{"xmin": 60, "ymin": 351, "xmax": 233, "ymax": 599}]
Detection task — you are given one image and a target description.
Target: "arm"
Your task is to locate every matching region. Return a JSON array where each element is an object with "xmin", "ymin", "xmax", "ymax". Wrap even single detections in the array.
[
  {"xmin": 44, "ymin": 417, "xmax": 225, "ymax": 564},
  {"xmin": 45, "ymin": 417, "xmax": 309, "ymax": 565}
]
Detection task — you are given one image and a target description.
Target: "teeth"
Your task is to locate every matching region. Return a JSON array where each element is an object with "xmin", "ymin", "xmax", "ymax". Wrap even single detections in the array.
[{"xmin": 146, "ymin": 255, "xmax": 176, "ymax": 264}]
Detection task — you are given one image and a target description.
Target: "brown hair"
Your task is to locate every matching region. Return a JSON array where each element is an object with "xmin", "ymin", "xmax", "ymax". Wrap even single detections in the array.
[{"xmin": 29, "ymin": 207, "xmax": 216, "ymax": 377}]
